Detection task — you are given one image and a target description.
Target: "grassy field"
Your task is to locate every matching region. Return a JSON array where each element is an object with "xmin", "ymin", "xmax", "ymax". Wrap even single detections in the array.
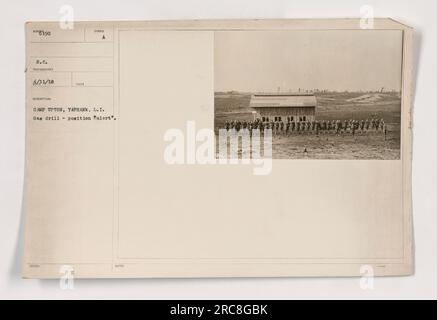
[{"xmin": 214, "ymin": 92, "xmax": 401, "ymax": 160}]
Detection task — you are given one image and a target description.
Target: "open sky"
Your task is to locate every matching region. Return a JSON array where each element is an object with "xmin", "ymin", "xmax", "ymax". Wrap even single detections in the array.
[{"xmin": 214, "ymin": 30, "xmax": 403, "ymax": 93}]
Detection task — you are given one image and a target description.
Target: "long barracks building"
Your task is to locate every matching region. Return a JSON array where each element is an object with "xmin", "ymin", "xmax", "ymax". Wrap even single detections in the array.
[{"xmin": 250, "ymin": 93, "xmax": 317, "ymax": 123}]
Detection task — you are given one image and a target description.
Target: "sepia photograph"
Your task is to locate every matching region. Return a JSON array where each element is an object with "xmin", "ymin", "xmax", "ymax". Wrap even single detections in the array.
[{"xmin": 214, "ymin": 30, "xmax": 403, "ymax": 160}]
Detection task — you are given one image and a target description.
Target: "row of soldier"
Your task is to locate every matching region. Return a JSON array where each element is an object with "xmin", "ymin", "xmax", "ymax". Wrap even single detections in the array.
[{"xmin": 223, "ymin": 118, "xmax": 386, "ymax": 135}]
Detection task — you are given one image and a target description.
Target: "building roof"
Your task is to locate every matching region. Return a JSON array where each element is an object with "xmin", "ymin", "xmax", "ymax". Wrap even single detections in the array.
[{"xmin": 249, "ymin": 94, "xmax": 317, "ymax": 109}]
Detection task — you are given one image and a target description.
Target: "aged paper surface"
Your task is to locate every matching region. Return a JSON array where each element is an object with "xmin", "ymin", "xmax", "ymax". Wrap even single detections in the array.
[{"xmin": 23, "ymin": 19, "xmax": 413, "ymax": 278}]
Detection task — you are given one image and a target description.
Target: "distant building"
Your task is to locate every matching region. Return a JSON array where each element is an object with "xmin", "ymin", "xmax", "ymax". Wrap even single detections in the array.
[{"xmin": 250, "ymin": 93, "xmax": 317, "ymax": 122}]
